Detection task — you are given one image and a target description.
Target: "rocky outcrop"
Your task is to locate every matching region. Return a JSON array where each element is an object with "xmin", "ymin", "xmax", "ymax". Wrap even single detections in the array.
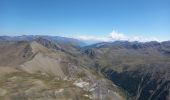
[
  {"xmin": 83, "ymin": 48, "xmax": 96, "ymax": 58},
  {"xmin": 35, "ymin": 37, "xmax": 62, "ymax": 51}
]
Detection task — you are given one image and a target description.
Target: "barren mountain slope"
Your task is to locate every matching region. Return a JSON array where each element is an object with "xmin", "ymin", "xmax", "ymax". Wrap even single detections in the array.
[
  {"xmin": 0, "ymin": 41, "xmax": 33, "ymax": 67},
  {"xmin": 0, "ymin": 39, "xmax": 125, "ymax": 100}
]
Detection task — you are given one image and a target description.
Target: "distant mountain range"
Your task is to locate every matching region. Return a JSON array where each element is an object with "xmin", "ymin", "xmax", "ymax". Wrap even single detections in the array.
[
  {"xmin": 0, "ymin": 35, "xmax": 87, "ymax": 47},
  {"xmin": 0, "ymin": 35, "xmax": 169, "ymax": 100}
]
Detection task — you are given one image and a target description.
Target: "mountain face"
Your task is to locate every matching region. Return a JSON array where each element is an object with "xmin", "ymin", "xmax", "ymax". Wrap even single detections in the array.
[
  {"xmin": 0, "ymin": 36, "xmax": 170, "ymax": 100},
  {"xmin": 0, "ymin": 37, "xmax": 125, "ymax": 100},
  {"xmin": 82, "ymin": 41, "xmax": 170, "ymax": 100},
  {"xmin": 0, "ymin": 41, "xmax": 34, "ymax": 67}
]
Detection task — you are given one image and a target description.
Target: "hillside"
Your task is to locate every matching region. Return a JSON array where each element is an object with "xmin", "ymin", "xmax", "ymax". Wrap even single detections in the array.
[
  {"xmin": 0, "ymin": 36, "xmax": 170, "ymax": 100},
  {"xmin": 82, "ymin": 41, "xmax": 170, "ymax": 100},
  {"xmin": 0, "ymin": 38, "xmax": 125, "ymax": 100}
]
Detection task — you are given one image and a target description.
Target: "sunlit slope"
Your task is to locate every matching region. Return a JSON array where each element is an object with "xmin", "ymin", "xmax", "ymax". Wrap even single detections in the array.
[{"xmin": 0, "ymin": 39, "xmax": 125, "ymax": 100}]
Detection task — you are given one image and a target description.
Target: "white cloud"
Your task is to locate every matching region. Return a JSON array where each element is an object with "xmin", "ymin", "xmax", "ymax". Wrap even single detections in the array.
[
  {"xmin": 108, "ymin": 30, "xmax": 159, "ymax": 42},
  {"xmin": 109, "ymin": 30, "xmax": 127, "ymax": 41},
  {"xmin": 74, "ymin": 30, "xmax": 160, "ymax": 43}
]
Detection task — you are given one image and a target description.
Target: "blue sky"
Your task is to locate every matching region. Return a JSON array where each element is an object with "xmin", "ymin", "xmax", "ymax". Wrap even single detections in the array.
[{"xmin": 0, "ymin": 0, "xmax": 170, "ymax": 41}]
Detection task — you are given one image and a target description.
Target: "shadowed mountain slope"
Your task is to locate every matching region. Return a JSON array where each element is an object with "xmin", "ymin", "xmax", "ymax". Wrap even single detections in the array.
[{"xmin": 82, "ymin": 41, "xmax": 170, "ymax": 100}]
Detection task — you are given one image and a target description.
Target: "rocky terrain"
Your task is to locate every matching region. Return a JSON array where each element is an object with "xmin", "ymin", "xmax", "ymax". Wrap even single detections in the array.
[
  {"xmin": 82, "ymin": 41, "xmax": 170, "ymax": 100},
  {"xmin": 0, "ymin": 36, "xmax": 170, "ymax": 100},
  {"xmin": 0, "ymin": 36, "xmax": 125, "ymax": 100}
]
